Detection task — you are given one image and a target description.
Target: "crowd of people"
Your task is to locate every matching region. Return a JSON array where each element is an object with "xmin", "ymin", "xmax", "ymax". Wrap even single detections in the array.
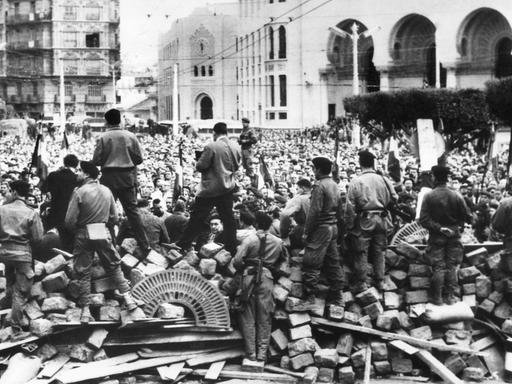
[{"xmin": 0, "ymin": 109, "xmax": 510, "ymax": 362}]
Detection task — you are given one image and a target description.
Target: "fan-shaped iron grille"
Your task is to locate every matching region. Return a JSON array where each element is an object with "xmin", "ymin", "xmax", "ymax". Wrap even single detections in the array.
[
  {"xmin": 390, "ymin": 222, "xmax": 429, "ymax": 246},
  {"xmin": 131, "ymin": 270, "xmax": 230, "ymax": 329}
]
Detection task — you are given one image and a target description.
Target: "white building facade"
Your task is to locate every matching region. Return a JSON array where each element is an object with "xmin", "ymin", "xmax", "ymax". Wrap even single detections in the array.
[{"xmin": 159, "ymin": 0, "xmax": 512, "ymax": 129}]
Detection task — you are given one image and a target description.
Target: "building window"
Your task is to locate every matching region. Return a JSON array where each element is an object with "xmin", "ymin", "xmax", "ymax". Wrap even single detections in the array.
[
  {"xmin": 269, "ymin": 75, "xmax": 275, "ymax": 106},
  {"xmin": 279, "ymin": 112, "xmax": 287, "ymax": 119},
  {"xmin": 85, "ymin": 33, "xmax": 100, "ymax": 48},
  {"xmin": 64, "ymin": 83, "xmax": 73, "ymax": 96},
  {"xmin": 235, "ymin": 37, "xmax": 238, "ymax": 52},
  {"xmin": 201, "ymin": 66, "xmax": 206, "ymax": 76},
  {"xmin": 194, "ymin": 66, "xmax": 198, "ymax": 77},
  {"xmin": 86, "ymin": 60, "xmax": 101, "ymax": 75},
  {"xmin": 14, "ymin": 3, "xmax": 20, "ymax": 16},
  {"xmin": 88, "ymin": 84, "xmax": 102, "ymax": 97},
  {"xmin": 85, "ymin": 5, "xmax": 101, "ymax": 20},
  {"xmin": 63, "ymin": 6, "xmax": 77, "ymax": 20},
  {"xmin": 460, "ymin": 37, "xmax": 468, "ymax": 57},
  {"xmin": 278, "ymin": 26, "xmax": 286, "ymax": 59},
  {"xmin": 269, "ymin": 27, "xmax": 274, "ymax": 59},
  {"xmin": 63, "ymin": 32, "xmax": 78, "ymax": 48},
  {"xmin": 268, "ymin": 112, "xmax": 275, "ymax": 120},
  {"xmin": 279, "ymin": 75, "xmax": 287, "ymax": 106},
  {"xmin": 393, "ymin": 42, "xmax": 401, "ymax": 60},
  {"xmin": 208, "ymin": 65, "xmax": 214, "ymax": 76}
]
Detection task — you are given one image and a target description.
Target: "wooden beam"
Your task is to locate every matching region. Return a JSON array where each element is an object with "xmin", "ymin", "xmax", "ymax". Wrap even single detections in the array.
[
  {"xmin": 264, "ymin": 365, "xmax": 306, "ymax": 379},
  {"xmin": 311, "ymin": 317, "xmax": 485, "ymax": 356},
  {"xmin": 105, "ymin": 330, "xmax": 242, "ymax": 347},
  {"xmin": 183, "ymin": 368, "xmax": 298, "ymax": 383},
  {"xmin": 186, "ymin": 348, "xmax": 245, "ymax": 367},
  {"xmin": 416, "ymin": 350, "xmax": 464, "ymax": 384},
  {"xmin": 157, "ymin": 362, "xmax": 185, "ymax": 381},
  {"xmin": 363, "ymin": 345, "xmax": 372, "ymax": 384}
]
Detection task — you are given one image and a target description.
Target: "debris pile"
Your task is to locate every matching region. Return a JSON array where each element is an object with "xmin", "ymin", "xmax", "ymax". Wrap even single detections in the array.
[{"xmin": 0, "ymin": 241, "xmax": 509, "ymax": 384}]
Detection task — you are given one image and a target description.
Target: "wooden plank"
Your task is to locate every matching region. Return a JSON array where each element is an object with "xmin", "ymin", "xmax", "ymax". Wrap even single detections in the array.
[
  {"xmin": 54, "ymin": 353, "xmax": 139, "ymax": 383},
  {"xmin": 416, "ymin": 349, "xmax": 464, "ymax": 384},
  {"xmin": 205, "ymin": 361, "xmax": 226, "ymax": 380},
  {"xmin": 470, "ymin": 336, "xmax": 496, "ymax": 351},
  {"xmin": 363, "ymin": 345, "xmax": 372, "ymax": 384},
  {"xmin": 55, "ymin": 350, "xmax": 207, "ymax": 384},
  {"xmin": 388, "ymin": 375, "xmax": 430, "ymax": 382},
  {"xmin": 311, "ymin": 317, "xmax": 485, "ymax": 356},
  {"xmin": 389, "ymin": 340, "xmax": 419, "ymax": 355},
  {"xmin": 157, "ymin": 362, "xmax": 185, "ymax": 381},
  {"xmin": 264, "ymin": 365, "xmax": 306, "ymax": 379},
  {"xmin": 137, "ymin": 346, "xmax": 230, "ymax": 359},
  {"xmin": 38, "ymin": 354, "xmax": 70, "ymax": 378},
  {"xmin": 52, "ymin": 248, "xmax": 74, "ymax": 259},
  {"xmin": 483, "ymin": 345, "xmax": 505, "ymax": 381},
  {"xmin": 105, "ymin": 330, "xmax": 242, "ymax": 347},
  {"xmin": 184, "ymin": 368, "xmax": 298, "ymax": 383},
  {"xmin": 186, "ymin": 348, "xmax": 245, "ymax": 367}
]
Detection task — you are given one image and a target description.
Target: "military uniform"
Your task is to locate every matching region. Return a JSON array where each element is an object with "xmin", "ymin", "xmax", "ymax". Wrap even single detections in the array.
[
  {"xmin": 419, "ymin": 182, "xmax": 471, "ymax": 304},
  {"xmin": 233, "ymin": 230, "xmax": 286, "ymax": 361},
  {"xmin": 65, "ymin": 179, "xmax": 131, "ymax": 309},
  {"xmin": 279, "ymin": 191, "xmax": 310, "ymax": 249},
  {"xmin": 0, "ymin": 199, "xmax": 43, "ymax": 327},
  {"xmin": 303, "ymin": 174, "xmax": 344, "ymax": 301},
  {"xmin": 492, "ymin": 196, "xmax": 512, "ymax": 250},
  {"xmin": 345, "ymin": 170, "xmax": 397, "ymax": 292},
  {"xmin": 238, "ymin": 120, "xmax": 258, "ymax": 179}
]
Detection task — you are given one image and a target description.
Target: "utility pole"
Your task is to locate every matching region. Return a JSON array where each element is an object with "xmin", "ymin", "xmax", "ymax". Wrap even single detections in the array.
[
  {"xmin": 112, "ymin": 66, "xmax": 116, "ymax": 106},
  {"xmin": 329, "ymin": 23, "xmax": 380, "ymax": 146},
  {"xmin": 59, "ymin": 56, "xmax": 66, "ymax": 134},
  {"xmin": 172, "ymin": 62, "xmax": 179, "ymax": 136}
]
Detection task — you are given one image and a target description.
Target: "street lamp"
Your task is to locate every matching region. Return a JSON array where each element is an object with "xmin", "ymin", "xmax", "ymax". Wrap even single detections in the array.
[{"xmin": 328, "ymin": 23, "xmax": 380, "ymax": 96}]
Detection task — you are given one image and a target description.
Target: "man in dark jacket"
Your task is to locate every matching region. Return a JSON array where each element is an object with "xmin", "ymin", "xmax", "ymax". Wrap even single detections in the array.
[
  {"xmin": 177, "ymin": 122, "xmax": 241, "ymax": 255},
  {"xmin": 164, "ymin": 200, "xmax": 189, "ymax": 243},
  {"xmin": 238, "ymin": 118, "xmax": 257, "ymax": 183},
  {"xmin": 92, "ymin": 108, "xmax": 150, "ymax": 255},
  {"xmin": 303, "ymin": 157, "xmax": 344, "ymax": 307},
  {"xmin": 45, "ymin": 154, "xmax": 79, "ymax": 251},
  {"xmin": 419, "ymin": 165, "xmax": 472, "ymax": 305}
]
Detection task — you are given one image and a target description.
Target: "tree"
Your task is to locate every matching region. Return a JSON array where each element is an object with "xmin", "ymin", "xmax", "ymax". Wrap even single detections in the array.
[
  {"xmin": 344, "ymin": 88, "xmax": 491, "ymax": 152},
  {"xmin": 486, "ymin": 77, "xmax": 512, "ymax": 126}
]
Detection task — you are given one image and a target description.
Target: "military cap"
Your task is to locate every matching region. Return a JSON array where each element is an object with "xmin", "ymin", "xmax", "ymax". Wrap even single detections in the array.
[
  {"xmin": 241, "ymin": 117, "xmax": 250, "ymax": 123},
  {"xmin": 358, "ymin": 150, "xmax": 376, "ymax": 162}
]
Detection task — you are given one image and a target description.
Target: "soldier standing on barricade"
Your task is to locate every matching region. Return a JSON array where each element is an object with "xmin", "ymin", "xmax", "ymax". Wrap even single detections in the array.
[
  {"xmin": 0, "ymin": 180, "xmax": 43, "ymax": 335},
  {"xmin": 65, "ymin": 161, "xmax": 138, "ymax": 323},
  {"xmin": 419, "ymin": 165, "xmax": 472, "ymax": 305},
  {"xmin": 238, "ymin": 118, "xmax": 258, "ymax": 185},
  {"xmin": 233, "ymin": 211, "xmax": 287, "ymax": 366},
  {"xmin": 92, "ymin": 108, "xmax": 151, "ymax": 258},
  {"xmin": 345, "ymin": 150, "xmax": 398, "ymax": 293},
  {"xmin": 302, "ymin": 157, "xmax": 345, "ymax": 307}
]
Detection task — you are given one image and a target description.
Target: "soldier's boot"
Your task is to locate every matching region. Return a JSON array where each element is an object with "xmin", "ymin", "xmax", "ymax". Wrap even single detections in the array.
[
  {"xmin": 430, "ymin": 271, "xmax": 445, "ymax": 306},
  {"xmin": 123, "ymin": 292, "xmax": 138, "ymax": 311},
  {"xmin": 80, "ymin": 306, "xmax": 93, "ymax": 324},
  {"xmin": 445, "ymin": 268, "xmax": 459, "ymax": 305}
]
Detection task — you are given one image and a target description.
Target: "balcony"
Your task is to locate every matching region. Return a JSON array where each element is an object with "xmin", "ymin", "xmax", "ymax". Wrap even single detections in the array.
[
  {"xmin": 25, "ymin": 94, "xmax": 40, "ymax": 103},
  {"xmin": 54, "ymin": 94, "xmax": 76, "ymax": 103},
  {"xmin": 6, "ymin": 11, "xmax": 52, "ymax": 24},
  {"xmin": 6, "ymin": 40, "xmax": 50, "ymax": 50},
  {"xmin": 85, "ymin": 95, "xmax": 107, "ymax": 104}
]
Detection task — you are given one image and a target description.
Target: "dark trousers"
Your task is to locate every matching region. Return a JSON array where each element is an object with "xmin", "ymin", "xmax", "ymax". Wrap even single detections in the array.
[
  {"xmin": 239, "ymin": 275, "xmax": 274, "ymax": 361},
  {"xmin": 303, "ymin": 224, "xmax": 344, "ymax": 296},
  {"xmin": 350, "ymin": 213, "xmax": 388, "ymax": 288},
  {"xmin": 57, "ymin": 225, "xmax": 74, "ymax": 252},
  {"xmin": 426, "ymin": 233, "xmax": 463, "ymax": 295},
  {"xmin": 109, "ymin": 186, "xmax": 149, "ymax": 251},
  {"xmin": 2, "ymin": 259, "xmax": 33, "ymax": 327},
  {"xmin": 178, "ymin": 192, "xmax": 237, "ymax": 255},
  {"xmin": 73, "ymin": 229, "xmax": 130, "ymax": 307}
]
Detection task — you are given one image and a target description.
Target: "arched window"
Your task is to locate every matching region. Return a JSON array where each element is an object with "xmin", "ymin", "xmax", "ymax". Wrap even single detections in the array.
[
  {"xmin": 460, "ymin": 37, "xmax": 468, "ymax": 57},
  {"xmin": 333, "ymin": 46, "xmax": 340, "ymax": 64},
  {"xmin": 194, "ymin": 66, "xmax": 198, "ymax": 77},
  {"xmin": 208, "ymin": 65, "xmax": 214, "ymax": 76},
  {"xmin": 201, "ymin": 66, "xmax": 206, "ymax": 76},
  {"xmin": 393, "ymin": 42, "xmax": 401, "ymax": 60},
  {"xmin": 269, "ymin": 27, "xmax": 274, "ymax": 59},
  {"xmin": 278, "ymin": 26, "xmax": 286, "ymax": 59}
]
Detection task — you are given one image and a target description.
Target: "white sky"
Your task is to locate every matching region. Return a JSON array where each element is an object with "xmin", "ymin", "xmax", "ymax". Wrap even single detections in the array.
[{"xmin": 120, "ymin": 0, "xmax": 234, "ymax": 73}]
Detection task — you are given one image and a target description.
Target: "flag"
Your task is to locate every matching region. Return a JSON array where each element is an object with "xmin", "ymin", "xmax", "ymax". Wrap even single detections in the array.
[
  {"xmin": 172, "ymin": 164, "xmax": 183, "ymax": 203},
  {"xmin": 259, "ymin": 154, "xmax": 274, "ymax": 189},
  {"xmin": 61, "ymin": 130, "xmax": 69, "ymax": 151},
  {"xmin": 30, "ymin": 134, "xmax": 49, "ymax": 190},
  {"xmin": 387, "ymin": 137, "xmax": 401, "ymax": 182}
]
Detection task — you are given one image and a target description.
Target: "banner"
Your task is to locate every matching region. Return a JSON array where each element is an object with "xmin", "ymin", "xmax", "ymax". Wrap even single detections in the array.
[{"xmin": 417, "ymin": 119, "xmax": 438, "ymax": 171}]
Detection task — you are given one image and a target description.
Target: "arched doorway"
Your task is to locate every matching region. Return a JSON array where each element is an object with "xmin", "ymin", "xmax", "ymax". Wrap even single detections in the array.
[
  {"xmin": 326, "ymin": 19, "xmax": 378, "ymax": 93},
  {"xmin": 390, "ymin": 14, "xmax": 436, "ymax": 86},
  {"xmin": 200, "ymin": 96, "xmax": 213, "ymax": 119},
  {"xmin": 457, "ymin": 8, "xmax": 512, "ymax": 78},
  {"xmin": 496, "ymin": 37, "xmax": 512, "ymax": 78}
]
